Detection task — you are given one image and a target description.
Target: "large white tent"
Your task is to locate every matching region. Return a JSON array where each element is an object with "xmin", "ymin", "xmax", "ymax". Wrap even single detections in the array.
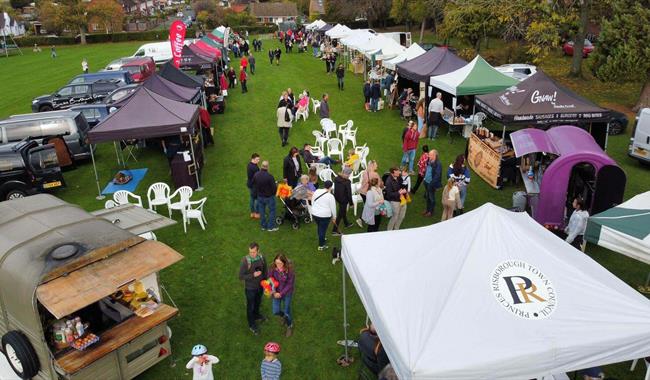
[
  {"xmin": 326, "ymin": 23, "xmax": 352, "ymax": 39},
  {"xmin": 340, "ymin": 30, "xmax": 375, "ymax": 51},
  {"xmin": 341, "ymin": 203, "xmax": 650, "ymax": 380},
  {"xmin": 364, "ymin": 34, "xmax": 406, "ymax": 60},
  {"xmin": 586, "ymin": 191, "xmax": 650, "ymax": 265},
  {"xmin": 306, "ymin": 19, "xmax": 327, "ymax": 31},
  {"xmin": 383, "ymin": 43, "xmax": 426, "ymax": 70}
]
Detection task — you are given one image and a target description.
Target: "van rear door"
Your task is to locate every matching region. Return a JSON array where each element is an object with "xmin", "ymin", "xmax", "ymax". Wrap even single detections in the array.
[
  {"xmin": 630, "ymin": 108, "xmax": 650, "ymax": 161},
  {"xmin": 27, "ymin": 144, "xmax": 65, "ymax": 191}
]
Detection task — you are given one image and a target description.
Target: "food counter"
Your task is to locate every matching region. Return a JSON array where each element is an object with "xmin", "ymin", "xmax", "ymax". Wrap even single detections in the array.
[{"xmin": 467, "ymin": 127, "xmax": 515, "ymax": 189}]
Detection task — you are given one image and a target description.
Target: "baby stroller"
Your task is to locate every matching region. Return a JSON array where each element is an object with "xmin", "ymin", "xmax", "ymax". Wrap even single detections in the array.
[{"xmin": 275, "ymin": 186, "xmax": 312, "ymax": 229}]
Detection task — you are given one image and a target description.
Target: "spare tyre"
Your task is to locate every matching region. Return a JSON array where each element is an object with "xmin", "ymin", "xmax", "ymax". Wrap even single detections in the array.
[{"xmin": 1, "ymin": 331, "xmax": 40, "ymax": 379}]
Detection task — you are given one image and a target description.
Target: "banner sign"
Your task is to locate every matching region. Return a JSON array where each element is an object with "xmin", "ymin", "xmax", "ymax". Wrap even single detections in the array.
[
  {"xmin": 169, "ymin": 20, "xmax": 187, "ymax": 68},
  {"xmin": 467, "ymin": 133, "xmax": 502, "ymax": 189}
]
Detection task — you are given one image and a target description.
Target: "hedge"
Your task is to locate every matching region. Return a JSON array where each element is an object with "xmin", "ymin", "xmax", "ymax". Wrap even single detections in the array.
[{"xmin": 13, "ymin": 27, "xmax": 197, "ymax": 47}]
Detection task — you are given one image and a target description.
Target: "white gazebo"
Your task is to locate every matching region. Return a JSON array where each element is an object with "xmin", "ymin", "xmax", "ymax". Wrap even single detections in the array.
[
  {"xmin": 341, "ymin": 203, "xmax": 650, "ymax": 379},
  {"xmin": 383, "ymin": 43, "xmax": 426, "ymax": 70}
]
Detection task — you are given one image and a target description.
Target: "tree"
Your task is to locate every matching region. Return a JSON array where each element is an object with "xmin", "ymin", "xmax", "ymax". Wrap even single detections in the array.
[
  {"xmin": 438, "ymin": 0, "xmax": 498, "ymax": 52},
  {"xmin": 570, "ymin": 0, "xmax": 590, "ymax": 77},
  {"xmin": 37, "ymin": 1, "xmax": 66, "ymax": 36},
  {"xmin": 591, "ymin": 0, "xmax": 650, "ymax": 111},
  {"xmin": 408, "ymin": 0, "xmax": 445, "ymax": 43},
  {"xmin": 326, "ymin": 0, "xmax": 391, "ymax": 28},
  {"xmin": 390, "ymin": 0, "xmax": 413, "ymax": 31},
  {"xmin": 59, "ymin": 0, "xmax": 89, "ymax": 44},
  {"xmin": 87, "ymin": 0, "xmax": 124, "ymax": 34}
]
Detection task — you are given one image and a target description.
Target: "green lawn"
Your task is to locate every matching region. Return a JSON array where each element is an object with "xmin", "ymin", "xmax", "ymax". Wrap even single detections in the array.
[{"xmin": 1, "ymin": 39, "xmax": 649, "ymax": 379}]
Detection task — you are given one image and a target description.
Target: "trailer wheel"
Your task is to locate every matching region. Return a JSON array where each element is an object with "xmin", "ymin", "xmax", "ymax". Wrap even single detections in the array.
[{"xmin": 1, "ymin": 331, "xmax": 40, "ymax": 379}]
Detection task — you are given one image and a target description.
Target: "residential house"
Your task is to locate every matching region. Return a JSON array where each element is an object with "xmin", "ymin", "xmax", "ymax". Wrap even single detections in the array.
[{"xmin": 249, "ymin": 2, "xmax": 298, "ymax": 24}]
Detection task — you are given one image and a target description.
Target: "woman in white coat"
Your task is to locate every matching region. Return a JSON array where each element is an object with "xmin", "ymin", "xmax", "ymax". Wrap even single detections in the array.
[{"xmin": 361, "ymin": 177, "xmax": 384, "ymax": 232}]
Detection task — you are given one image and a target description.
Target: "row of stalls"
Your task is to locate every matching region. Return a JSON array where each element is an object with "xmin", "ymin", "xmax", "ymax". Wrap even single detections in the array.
[{"xmin": 86, "ymin": 25, "xmax": 233, "ymax": 198}]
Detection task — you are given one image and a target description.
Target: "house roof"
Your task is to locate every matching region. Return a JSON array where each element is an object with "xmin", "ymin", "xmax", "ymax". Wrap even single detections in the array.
[
  {"xmin": 249, "ymin": 2, "xmax": 298, "ymax": 17},
  {"xmin": 309, "ymin": 0, "xmax": 325, "ymax": 14},
  {"xmin": 231, "ymin": 4, "xmax": 247, "ymax": 13}
]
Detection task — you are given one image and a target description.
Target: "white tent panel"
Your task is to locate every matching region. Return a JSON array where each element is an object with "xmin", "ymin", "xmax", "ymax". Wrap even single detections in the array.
[
  {"xmin": 383, "ymin": 43, "xmax": 425, "ymax": 70},
  {"xmin": 342, "ymin": 203, "xmax": 650, "ymax": 380},
  {"xmin": 429, "ymin": 55, "xmax": 480, "ymax": 96},
  {"xmin": 326, "ymin": 24, "xmax": 352, "ymax": 39}
]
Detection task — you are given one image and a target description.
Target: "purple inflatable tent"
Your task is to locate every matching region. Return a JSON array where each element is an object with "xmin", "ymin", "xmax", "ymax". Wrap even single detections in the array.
[{"xmin": 511, "ymin": 126, "xmax": 625, "ymax": 228}]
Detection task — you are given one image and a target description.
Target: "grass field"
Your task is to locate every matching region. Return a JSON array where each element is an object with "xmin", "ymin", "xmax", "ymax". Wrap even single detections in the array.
[{"xmin": 1, "ymin": 38, "xmax": 649, "ymax": 379}]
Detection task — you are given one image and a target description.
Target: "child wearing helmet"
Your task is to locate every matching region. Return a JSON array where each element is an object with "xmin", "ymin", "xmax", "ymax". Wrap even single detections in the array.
[
  {"xmin": 186, "ymin": 344, "xmax": 220, "ymax": 380},
  {"xmin": 260, "ymin": 342, "xmax": 282, "ymax": 380}
]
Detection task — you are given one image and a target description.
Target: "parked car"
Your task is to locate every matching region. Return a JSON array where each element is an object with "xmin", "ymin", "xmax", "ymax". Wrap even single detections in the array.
[
  {"xmin": 103, "ymin": 57, "xmax": 142, "ymax": 71},
  {"xmin": 69, "ymin": 70, "xmax": 133, "ymax": 85},
  {"xmin": 629, "ymin": 108, "xmax": 650, "ymax": 165},
  {"xmin": 68, "ymin": 104, "xmax": 111, "ymax": 127},
  {"xmin": 1, "ymin": 110, "xmax": 92, "ymax": 160},
  {"xmin": 103, "ymin": 84, "xmax": 140, "ymax": 106},
  {"xmin": 562, "ymin": 39, "xmax": 594, "ymax": 58},
  {"xmin": 495, "ymin": 64, "xmax": 537, "ymax": 81},
  {"xmin": 607, "ymin": 110, "xmax": 629, "ymax": 135},
  {"xmin": 0, "ymin": 140, "xmax": 65, "ymax": 201},
  {"xmin": 120, "ymin": 57, "xmax": 155, "ymax": 83},
  {"xmin": 131, "ymin": 39, "xmax": 196, "ymax": 64},
  {"xmin": 32, "ymin": 81, "xmax": 121, "ymax": 112}
]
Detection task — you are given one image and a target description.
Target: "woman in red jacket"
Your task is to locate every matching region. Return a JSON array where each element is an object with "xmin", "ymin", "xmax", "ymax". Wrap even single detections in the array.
[
  {"xmin": 239, "ymin": 66, "xmax": 248, "ymax": 93},
  {"xmin": 401, "ymin": 120, "xmax": 419, "ymax": 173}
]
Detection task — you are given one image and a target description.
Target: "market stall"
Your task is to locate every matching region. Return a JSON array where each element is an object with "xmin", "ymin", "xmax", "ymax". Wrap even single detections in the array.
[
  {"xmin": 475, "ymin": 71, "xmax": 612, "ymax": 149},
  {"xmin": 305, "ymin": 19, "xmax": 326, "ymax": 31},
  {"xmin": 325, "ymin": 24, "xmax": 352, "ymax": 40},
  {"xmin": 429, "ymin": 55, "xmax": 518, "ymax": 98},
  {"xmin": 585, "ymin": 191, "xmax": 650, "ymax": 265},
  {"xmin": 340, "ymin": 202, "xmax": 650, "ymax": 380},
  {"xmin": 159, "ymin": 61, "xmax": 204, "ymax": 88},
  {"xmin": 466, "ymin": 125, "xmax": 516, "ymax": 189},
  {"xmin": 0, "ymin": 194, "xmax": 182, "ymax": 380},
  {"xmin": 510, "ymin": 125, "xmax": 625, "ymax": 229},
  {"xmin": 179, "ymin": 45, "xmax": 214, "ymax": 72},
  {"xmin": 88, "ymin": 87, "xmax": 204, "ymax": 196},
  {"xmin": 142, "ymin": 73, "xmax": 201, "ymax": 103}
]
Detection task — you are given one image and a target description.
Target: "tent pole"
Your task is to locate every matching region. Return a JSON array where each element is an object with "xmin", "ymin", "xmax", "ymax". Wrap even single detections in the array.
[
  {"xmin": 113, "ymin": 141, "xmax": 121, "ymax": 167},
  {"xmin": 90, "ymin": 145, "xmax": 105, "ymax": 200},
  {"xmin": 342, "ymin": 259, "xmax": 349, "ymax": 361},
  {"xmin": 189, "ymin": 130, "xmax": 203, "ymax": 192}
]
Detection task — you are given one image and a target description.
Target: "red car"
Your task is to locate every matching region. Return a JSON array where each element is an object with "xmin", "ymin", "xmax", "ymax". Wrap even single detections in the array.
[
  {"xmin": 562, "ymin": 39, "xmax": 594, "ymax": 58},
  {"xmin": 120, "ymin": 57, "xmax": 155, "ymax": 82}
]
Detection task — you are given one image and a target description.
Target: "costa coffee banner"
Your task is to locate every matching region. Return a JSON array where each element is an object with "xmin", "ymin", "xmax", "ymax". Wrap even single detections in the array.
[{"xmin": 169, "ymin": 20, "xmax": 187, "ymax": 68}]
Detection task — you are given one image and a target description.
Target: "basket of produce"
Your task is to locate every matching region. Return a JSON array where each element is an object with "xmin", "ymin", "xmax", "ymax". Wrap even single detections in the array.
[
  {"xmin": 71, "ymin": 333, "xmax": 100, "ymax": 351},
  {"xmin": 113, "ymin": 171, "xmax": 132, "ymax": 185}
]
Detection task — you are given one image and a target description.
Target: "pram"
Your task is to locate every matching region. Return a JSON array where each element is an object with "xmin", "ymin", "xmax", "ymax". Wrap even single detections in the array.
[{"xmin": 275, "ymin": 185, "xmax": 312, "ymax": 229}]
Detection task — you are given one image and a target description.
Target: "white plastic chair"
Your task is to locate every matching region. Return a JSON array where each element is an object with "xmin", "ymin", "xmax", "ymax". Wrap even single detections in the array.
[
  {"xmin": 113, "ymin": 190, "xmax": 143, "ymax": 207},
  {"xmin": 358, "ymin": 147, "xmax": 370, "ymax": 170},
  {"xmin": 312, "ymin": 130, "xmax": 329, "ymax": 150},
  {"xmin": 350, "ymin": 171, "xmax": 363, "ymax": 193},
  {"xmin": 327, "ymin": 138, "xmax": 344, "ymax": 161},
  {"xmin": 182, "ymin": 197, "xmax": 207, "ymax": 233},
  {"xmin": 167, "ymin": 186, "xmax": 193, "ymax": 218},
  {"xmin": 354, "ymin": 143, "xmax": 367, "ymax": 155},
  {"xmin": 312, "ymin": 98, "xmax": 321, "ymax": 114},
  {"xmin": 147, "ymin": 182, "xmax": 170, "ymax": 211},
  {"xmin": 338, "ymin": 120, "xmax": 353, "ymax": 138},
  {"xmin": 321, "ymin": 119, "xmax": 337, "ymax": 138},
  {"xmin": 473, "ymin": 112, "xmax": 487, "ymax": 127},
  {"xmin": 310, "ymin": 162, "xmax": 329, "ymax": 175},
  {"xmin": 342, "ymin": 127, "xmax": 357, "ymax": 148},
  {"xmin": 352, "ymin": 194, "xmax": 364, "ymax": 216},
  {"xmin": 104, "ymin": 200, "xmax": 117, "ymax": 209},
  {"xmin": 319, "ymin": 168, "xmax": 336, "ymax": 183},
  {"xmin": 296, "ymin": 106, "xmax": 309, "ymax": 121}
]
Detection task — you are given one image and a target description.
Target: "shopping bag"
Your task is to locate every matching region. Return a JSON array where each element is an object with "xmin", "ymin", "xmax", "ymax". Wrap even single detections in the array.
[
  {"xmin": 364, "ymin": 102, "xmax": 370, "ymax": 111},
  {"xmin": 222, "ymin": 89, "xmax": 228, "ymax": 96},
  {"xmin": 378, "ymin": 99, "xmax": 384, "ymax": 110}
]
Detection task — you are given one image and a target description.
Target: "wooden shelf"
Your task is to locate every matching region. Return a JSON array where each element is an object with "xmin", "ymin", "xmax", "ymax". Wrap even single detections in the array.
[{"xmin": 55, "ymin": 304, "xmax": 178, "ymax": 374}]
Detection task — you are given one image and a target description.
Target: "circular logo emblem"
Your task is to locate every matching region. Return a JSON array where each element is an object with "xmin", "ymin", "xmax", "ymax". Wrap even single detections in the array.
[
  {"xmin": 490, "ymin": 260, "xmax": 557, "ymax": 320},
  {"xmin": 473, "ymin": 150, "xmax": 483, "ymax": 168}
]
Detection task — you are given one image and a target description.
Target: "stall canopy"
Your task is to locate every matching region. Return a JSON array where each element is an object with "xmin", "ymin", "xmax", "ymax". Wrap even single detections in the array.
[
  {"xmin": 142, "ymin": 73, "xmax": 201, "ymax": 103},
  {"xmin": 340, "ymin": 30, "xmax": 375, "ymax": 51},
  {"xmin": 383, "ymin": 43, "xmax": 425, "ymax": 70},
  {"xmin": 317, "ymin": 23, "xmax": 333, "ymax": 32},
  {"xmin": 430, "ymin": 55, "xmax": 519, "ymax": 96},
  {"xmin": 325, "ymin": 23, "xmax": 352, "ymax": 39},
  {"xmin": 88, "ymin": 87, "xmax": 199, "ymax": 143},
  {"xmin": 475, "ymin": 70, "xmax": 611, "ymax": 125},
  {"xmin": 341, "ymin": 203, "xmax": 650, "ymax": 380},
  {"xmin": 180, "ymin": 45, "xmax": 213, "ymax": 70},
  {"xmin": 586, "ymin": 191, "xmax": 650, "ymax": 265},
  {"xmin": 363, "ymin": 35, "xmax": 406, "ymax": 60},
  {"xmin": 306, "ymin": 19, "xmax": 326, "ymax": 31},
  {"xmin": 396, "ymin": 47, "xmax": 466, "ymax": 83},
  {"xmin": 200, "ymin": 36, "xmax": 222, "ymax": 48},
  {"xmin": 207, "ymin": 27, "xmax": 226, "ymax": 44},
  {"xmin": 159, "ymin": 61, "xmax": 204, "ymax": 88},
  {"xmin": 189, "ymin": 43, "xmax": 219, "ymax": 61}
]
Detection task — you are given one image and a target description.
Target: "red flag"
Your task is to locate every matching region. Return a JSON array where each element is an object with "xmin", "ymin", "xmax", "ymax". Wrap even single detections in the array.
[{"xmin": 169, "ymin": 20, "xmax": 187, "ymax": 68}]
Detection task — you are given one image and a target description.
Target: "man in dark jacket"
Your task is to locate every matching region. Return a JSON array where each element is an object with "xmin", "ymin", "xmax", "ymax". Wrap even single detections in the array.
[
  {"xmin": 319, "ymin": 93, "xmax": 330, "ymax": 119},
  {"xmin": 423, "ymin": 150, "xmax": 442, "ymax": 217},
  {"xmin": 247, "ymin": 153, "xmax": 260, "ymax": 219},
  {"xmin": 268, "ymin": 49, "xmax": 274, "ymax": 65},
  {"xmin": 332, "ymin": 167, "xmax": 354, "ymax": 235},
  {"xmin": 239, "ymin": 242, "xmax": 268, "ymax": 335},
  {"xmin": 282, "ymin": 146, "xmax": 302, "ymax": 188},
  {"xmin": 363, "ymin": 80, "xmax": 371, "ymax": 110},
  {"xmin": 252, "ymin": 161, "xmax": 278, "ymax": 231},
  {"xmin": 385, "ymin": 167, "xmax": 407, "ymax": 230},
  {"xmin": 358, "ymin": 323, "xmax": 390, "ymax": 375},
  {"xmin": 370, "ymin": 80, "xmax": 381, "ymax": 112}
]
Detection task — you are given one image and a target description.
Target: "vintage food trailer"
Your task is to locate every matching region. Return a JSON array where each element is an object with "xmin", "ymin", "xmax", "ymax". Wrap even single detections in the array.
[{"xmin": 0, "ymin": 194, "xmax": 182, "ymax": 379}]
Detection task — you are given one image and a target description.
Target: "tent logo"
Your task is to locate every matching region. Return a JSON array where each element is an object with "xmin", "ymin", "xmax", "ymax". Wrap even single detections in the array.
[{"xmin": 491, "ymin": 260, "xmax": 557, "ymax": 320}]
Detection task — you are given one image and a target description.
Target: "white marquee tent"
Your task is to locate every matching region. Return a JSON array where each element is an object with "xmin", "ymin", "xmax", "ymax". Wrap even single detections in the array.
[
  {"xmin": 306, "ymin": 19, "xmax": 327, "ymax": 31},
  {"xmin": 363, "ymin": 34, "xmax": 406, "ymax": 60},
  {"xmin": 339, "ymin": 30, "xmax": 375, "ymax": 51},
  {"xmin": 382, "ymin": 42, "xmax": 425, "ymax": 70},
  {"xmin": 341, "ymin": 203, "xmax": 650, "ymax": 380},
  {"xmin": 326, "ymin": 24, "xmax": 352, "ymax": 39}
]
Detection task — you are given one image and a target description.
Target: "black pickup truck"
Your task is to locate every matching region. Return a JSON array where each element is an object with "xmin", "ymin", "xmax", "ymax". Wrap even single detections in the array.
[
  {"xmin": 32, "ymin": 80, "xmax": 121, "ymax": 112},
  {"xmin": 0, "ymin": 140, "xmax": 65, "ymax": 201}
]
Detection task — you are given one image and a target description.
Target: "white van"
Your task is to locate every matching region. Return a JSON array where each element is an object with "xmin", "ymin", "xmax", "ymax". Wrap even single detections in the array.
[
  {"xmin": 628, "ymin": 108, "xmax": 650, "ymax": 164},
  {"xmin": 132, "ymin": 39, "xmax": 197, "ymax": 64}
]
